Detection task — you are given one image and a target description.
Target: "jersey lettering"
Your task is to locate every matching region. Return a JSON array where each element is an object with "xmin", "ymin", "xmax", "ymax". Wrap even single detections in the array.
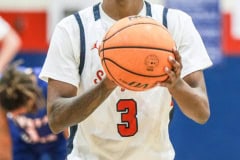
[
  {"xmin": 117, "ymin": 99, "xmax": 138, "ymax": 137},
  {"xmin": 93, "ymin": 70, "xmax": 104, "ymax": 84}
]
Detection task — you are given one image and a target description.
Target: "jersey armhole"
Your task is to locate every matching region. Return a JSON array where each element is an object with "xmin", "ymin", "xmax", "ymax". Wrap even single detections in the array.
[
  {"xmin": 73, "ymin": 13, "xmax": 86, "ymax": 76},
  {"xmin": 162, "ymin": 7, "xmax": 168, "ymax": 28}
]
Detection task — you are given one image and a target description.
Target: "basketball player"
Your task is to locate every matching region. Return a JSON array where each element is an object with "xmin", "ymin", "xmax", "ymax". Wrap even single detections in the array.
[{"xmin": 39, "ymin": 0, "xmax": 212, "ymax": 159}]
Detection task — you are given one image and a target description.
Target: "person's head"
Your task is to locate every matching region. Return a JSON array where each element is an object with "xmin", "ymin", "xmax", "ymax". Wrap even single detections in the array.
[{"xmin": 0, "ymin": 65, "xmax": 44, "ymax": 115}]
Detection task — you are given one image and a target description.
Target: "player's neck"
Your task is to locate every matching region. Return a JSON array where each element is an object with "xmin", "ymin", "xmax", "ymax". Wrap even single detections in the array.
[{"xmin": 102, "ymin": 0, "xmax": 144, "ymax": 20}]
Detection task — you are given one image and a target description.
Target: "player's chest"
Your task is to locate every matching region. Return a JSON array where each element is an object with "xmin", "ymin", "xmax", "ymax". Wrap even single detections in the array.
[{"xmin": 80, "ymin": 22, "xmax": 110, "ymax": 87}]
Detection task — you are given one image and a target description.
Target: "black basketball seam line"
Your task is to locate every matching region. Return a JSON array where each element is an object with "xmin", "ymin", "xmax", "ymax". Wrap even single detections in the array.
[
  {"xmin": 101, "ymin": 42, "xmax": 124, "ymax": 86},
  {"xmin": 103, "ymin": 22, "xmax": 167, "ymax": 42},
  {"xmin": 102, "ymin": 55, "xmax": 123, "ymax": 87},
  {"xmin": 101, "ymin": 38, "xmax": 115, "ymax": 81},
  {"xmin": 102, "ymin": 58, "xmax": 168, "ymax": 78},
  {"xmin": 99, "ymin": 46, "xmax": 173, "ymax": 53}
]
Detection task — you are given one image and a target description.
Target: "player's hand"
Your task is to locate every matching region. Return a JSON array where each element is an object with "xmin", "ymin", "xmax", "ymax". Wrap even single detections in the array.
[
  {"xmin": 102, "ymin": 77, "xmax": 117, "ymax": 90},
  {"xmin": 156, "ymin": 48, "xmax": 182, "ymax": 90}
]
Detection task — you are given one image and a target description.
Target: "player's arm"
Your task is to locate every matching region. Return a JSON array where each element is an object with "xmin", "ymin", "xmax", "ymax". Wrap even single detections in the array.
[
  {"xmin": 0, "ymin": 108, "xmax": 12, "ymax": 160},
  {"xmin": 47, "ymin": 78, "xmax": 116, "ymax": 134},
  {"xmin": 159, "ymin": 49, "xmax": 210, "ymax": 124},
  {"xmin": 171, "ymin": 70, "xmax": 210, "ymax": 124},
  {"xmin": 0, "ymin": 27, "xmax": 21, "ymax": 73}
]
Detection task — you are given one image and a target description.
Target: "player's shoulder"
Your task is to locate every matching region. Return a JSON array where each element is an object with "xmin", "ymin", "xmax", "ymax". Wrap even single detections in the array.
[
  {"xmin": 167, "ymin": 7, "xmax": 192, "ymax": 22},
  {"xmin": 56, "ymin": 5, "xmax": 95, "ymax": 32},
  {"xmin": 54, "ymin": 14, "xmax": 78, "ymax": 36},
  {"xmin": 151, "ymin": 3, "xmax": 192, "ymax": 22}
]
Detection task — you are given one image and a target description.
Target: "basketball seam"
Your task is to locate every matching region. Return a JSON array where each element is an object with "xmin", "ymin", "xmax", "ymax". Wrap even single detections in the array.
[
  {"xmin": 103, "ymin": 22, "xmax": 167, "ymax": 42},
  {"xmin": 99, "ymin": 46, "xmax": 173, "ymax": 53},
  {"xmin": 102, "ymin": 58, "xmax": 168, "ymax": 78}
]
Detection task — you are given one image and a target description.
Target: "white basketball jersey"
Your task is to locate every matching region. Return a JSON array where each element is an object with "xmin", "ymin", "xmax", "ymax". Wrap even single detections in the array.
[{"xmin": 40, "ymin": 1, "xmax": 212, "ymax": 160}]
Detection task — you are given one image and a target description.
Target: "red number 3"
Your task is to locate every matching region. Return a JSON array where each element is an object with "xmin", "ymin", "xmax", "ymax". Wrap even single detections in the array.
[{"xmin": 117, "ymin": 99, "xmax": 138, "ymax": 137}]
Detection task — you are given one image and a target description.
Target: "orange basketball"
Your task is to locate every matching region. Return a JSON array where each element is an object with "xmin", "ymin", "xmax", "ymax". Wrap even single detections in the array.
[{"xmin": 99, "ymin": 15, "xmax": 175, "ymax": 91}]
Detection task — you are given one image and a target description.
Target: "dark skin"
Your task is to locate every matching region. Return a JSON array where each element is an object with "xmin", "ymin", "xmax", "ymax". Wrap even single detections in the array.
[
  {"xmin": 102, "ymin": 0, "xmax": 144, "ymax": 20},
  {"xmin": 47, "ymin": 0, "xmax": 210, "ymax": 134}
]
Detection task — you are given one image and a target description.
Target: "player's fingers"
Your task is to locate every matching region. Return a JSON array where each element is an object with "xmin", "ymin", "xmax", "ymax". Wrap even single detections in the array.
[
  {"xmin": 172, "ymin": 48, "xmax": 182, "ymax": 69},
  {"xmin": 165, "ymin": 66, "xmax": 176, "ymax": 78},
  {"xmin": 168, "ymin": 56, "xmax": 180, "ymax": 76},
  {"xmin": 156, "ymin": 67, "xmax": 177, "ymax": 88}
]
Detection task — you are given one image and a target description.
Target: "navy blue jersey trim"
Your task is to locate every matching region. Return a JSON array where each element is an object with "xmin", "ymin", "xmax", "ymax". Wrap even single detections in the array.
[
  {"xmin": 145, "ymin": 1, "xmax": 152, "ymax": 17},
  {"xmin": 93, "ymin": 3, "xmax": 101, "ymax": 21},
  {"xmin": 67, "ymin": 125, "xmax": 78, "ymax": 155},
  {"xmin": 169, "ymin": 107, "xmax": 174, "ymax": 124},
  {"xmin": 74, "ymin": 13, "xmax": 86, "ymax": 76},
  {"xmin": 163, "ymin": 7, "xmax": 168, "ymax": 28}
]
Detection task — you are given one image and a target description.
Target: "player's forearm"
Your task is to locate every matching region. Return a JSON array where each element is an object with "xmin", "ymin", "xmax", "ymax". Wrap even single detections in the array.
[
  {"xmin": 170, "ymin": 79, "xmax": 210, "ymax": 124},
  {"xmin": 0, "ymin": 30, "xmax": 21, "ymax": 73},
  {"xmin": 48, "ymin": 79, "xmax": 116, "ymax": 134}
]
